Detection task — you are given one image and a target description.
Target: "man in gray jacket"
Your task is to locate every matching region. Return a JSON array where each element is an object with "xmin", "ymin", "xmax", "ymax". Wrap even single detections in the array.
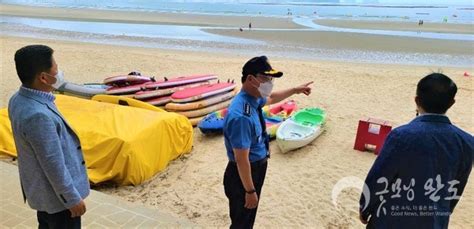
[{"xmin": 9, "ymin": 45, "xmax": 89, "ymax": 228}]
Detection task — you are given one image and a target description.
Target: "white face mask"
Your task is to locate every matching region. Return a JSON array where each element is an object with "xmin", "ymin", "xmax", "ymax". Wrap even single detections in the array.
[
  {"xmin": 257, "ymin": 80, "xmax": 273, "ymax": 98},
  {"xmin": 49, "ymin": 70, "xmax": 65, "ymax": 89}
]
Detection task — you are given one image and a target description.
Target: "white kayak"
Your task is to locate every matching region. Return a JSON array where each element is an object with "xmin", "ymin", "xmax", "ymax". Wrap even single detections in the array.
[{"xmin": 276, "ymin": 108, "xmax": 326, "ymax": 153}]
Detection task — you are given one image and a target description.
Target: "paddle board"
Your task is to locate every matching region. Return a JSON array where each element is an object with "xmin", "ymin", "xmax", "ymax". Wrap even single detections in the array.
[
  {"xmin": 145, "ymin": 74, "xmax": 217, "ymax": 89},
  {"xmin": 171, "ymin": 82, "xmax": 236, "ymax": 103},
  {"xmin": 165, "ymin": 88, "xmax": 238, "ymax": 111},
  {"xmin": 134, "ymin": 81, "xmax": 210, "ymax": 100},
  {"xmin": 189, "ymin": 115, "xmax": 206, "ymax": 126},
  {"xmin": 103, "ymin": 74, "xmax": 153, "ymax": 86},
  {"xmin": 171, "ymin": 99, "xmax": 232, "ymax": 118},
  {"xmin": 105, "ymin": 82, "xmax": 149, "ymax": 95},
  {"xmin": 143, "ymin": 96, "xmax": 172, "ymax": 106}
]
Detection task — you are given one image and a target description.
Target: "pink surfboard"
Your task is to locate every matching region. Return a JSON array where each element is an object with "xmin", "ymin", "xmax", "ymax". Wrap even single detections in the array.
[
  {"xmin": 144, "ymin": 96, "xmax": 172, "ymax": 106},
  {"xmin": 103, "ymin": 75, "xmax": 153, "ymax": 86},
  {"xmin": 145, "ymin": 74, "xmax": 217, "ymax": 89},
  {"xmin": 134, "ymin": 81, "xmax": 210, "ymax": 100},
  {"xmin": 105, "ymin": 82, "xmax": 150, "ymax": 95},
  {"xmin": 171, "ymin": 82, "xmax": 236, "ymax": 103}
]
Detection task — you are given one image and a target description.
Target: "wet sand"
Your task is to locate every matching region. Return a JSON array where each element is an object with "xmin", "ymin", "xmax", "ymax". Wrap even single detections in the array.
[
  {"xmin": 315, "ymin": 19, "xmax": 474, "ymax": 35},
  {"xmin": 0, "ymin": 3, "xmax": 304, "ymax": 29},
  {"xmin": 204, "ymin": 29, "xmax": 474, "ymax": 55}
]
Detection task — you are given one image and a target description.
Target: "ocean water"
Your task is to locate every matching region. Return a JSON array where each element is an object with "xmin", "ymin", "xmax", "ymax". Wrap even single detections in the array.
[
  {"xmin": 1, "ymin": 0, "xmax": 473, "ymax": 66},
  {"xmin": 2, "ymin": 0, "xmax": 473, "ymax": 23}
]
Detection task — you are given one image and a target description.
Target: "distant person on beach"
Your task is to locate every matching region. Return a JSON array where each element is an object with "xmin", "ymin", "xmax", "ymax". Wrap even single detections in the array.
[
  {"xmin": 418, "ymin": 19, "xmax": 424, "ymax": 26},
  {"xmin": 249, "ymin": 22, "xmax": 252, "ymax": 30},
  {"xmin": 9, "ymin": 45, "xmax": 90, "ymax": 228},
  {"xmin": 359, "ymin": 73, "xmax": 473, "ymax": 228},
  {"xmin": 239, "ymin": 27, "xmax": 243, "ymax": 32},
  {"xmin": 223, "ymin": 56, "xmax": 313, "ymax": 228}
]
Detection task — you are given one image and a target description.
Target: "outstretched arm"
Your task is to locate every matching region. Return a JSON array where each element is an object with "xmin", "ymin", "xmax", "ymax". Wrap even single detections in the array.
[{"xmin": 266, "ymin": 81, "xmax": 313, "ymax": 105}]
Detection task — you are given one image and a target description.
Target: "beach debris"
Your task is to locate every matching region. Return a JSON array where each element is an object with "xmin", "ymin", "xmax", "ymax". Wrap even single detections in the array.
[{"xmin": 463, "ymin": 72, "xmax": 470, "ymax": 77}]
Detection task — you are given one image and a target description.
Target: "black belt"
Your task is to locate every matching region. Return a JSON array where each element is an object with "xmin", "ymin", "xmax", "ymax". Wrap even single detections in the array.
[{"xmin": 229, "ymin": 156, "xmax": 268, "ymax": 167}]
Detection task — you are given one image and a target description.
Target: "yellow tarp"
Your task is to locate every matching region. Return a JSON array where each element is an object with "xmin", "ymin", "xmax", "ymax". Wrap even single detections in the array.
[{"xmin": 0, "ymin": 95, "xmax": 193, "ymax": 186}]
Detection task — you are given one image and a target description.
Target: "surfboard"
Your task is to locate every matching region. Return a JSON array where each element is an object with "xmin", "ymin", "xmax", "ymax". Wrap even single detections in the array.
[
  {"xmin": 171, "ymin": 99, "xmax": 232, "ymax": 118},
  {"xmin": 145, "ymin": 74, "xmax": 217, "ymax": 89},
  {"xmin": 105, "ymin": 82, "xmax": 149, "ymax": 95},
  {"xmin": 91, "ymin": 94, "xmax": 165, "ymax": 112},
  {"xmin": 103, "ymin": 74, "xmax": 153, "ymax": 86},
  {"xmin": 171, "ymin": 82, "xmax": 236, "ymax": 103},
  {"xmin": 143, "ymin": 96, "xmax": 172, "ymax": 106},
  {"xmin": 165, "ymin": 88, "xmax": 238, "ymax": 111},
  {"xmin": 134, "ymin": 81, "xmax": 210, "ymax": 100},
  {"xmin": 189, "ymin": 115, "xmax": 206, "ymax": 126}
]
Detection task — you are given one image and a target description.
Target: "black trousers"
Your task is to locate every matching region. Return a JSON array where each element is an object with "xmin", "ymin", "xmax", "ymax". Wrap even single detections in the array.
[
  {"xmin": 223, "ymin": 158, "xmax": 268, "ymax": 229},
  {"xmin": 37, "ymin": 209, "xmax": 81, "ymax": 229}
]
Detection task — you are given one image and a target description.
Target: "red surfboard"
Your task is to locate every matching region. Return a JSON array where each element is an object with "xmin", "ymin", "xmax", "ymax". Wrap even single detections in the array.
[
  {"xmin": 105, "ymin": 82, "xmax": 150, "ymax": 95},
  {"xmin": 145, "ymin": 74, "xmax": 217, "ymax": 89},
  {"xmin": 134, "ymin": 81, "xmax": 210, "ymax": 100},
  {"xmin": 103, "ymin": 75, "xmax": 153, "ymax": 86},
  {"xmin": 171, "ymin": 82, "xmax": 236, "ymax": 103}
]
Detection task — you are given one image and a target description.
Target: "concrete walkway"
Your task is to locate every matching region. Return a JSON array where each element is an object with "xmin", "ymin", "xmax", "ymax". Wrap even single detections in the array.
[{"xmin": 0, "ymin": 162, "xmax": 195, "ymax": 228}]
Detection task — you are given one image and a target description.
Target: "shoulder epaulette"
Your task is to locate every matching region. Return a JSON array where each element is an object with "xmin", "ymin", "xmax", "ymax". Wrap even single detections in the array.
[{"xmin": 243, "ymin": 103, "xmax": 251, "ymax": 117}]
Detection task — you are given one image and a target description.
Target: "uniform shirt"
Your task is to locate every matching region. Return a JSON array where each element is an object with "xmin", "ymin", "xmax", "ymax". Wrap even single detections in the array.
[{"xmin": 224, "ymin": 90, "xmax": 268, "ymax": 162}]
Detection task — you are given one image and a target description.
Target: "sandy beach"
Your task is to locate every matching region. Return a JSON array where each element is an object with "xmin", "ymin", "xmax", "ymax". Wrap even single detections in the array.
[
  {"xmin": 1, "ymin": 35, "xmax": 473, "ymax": 228},
  {"xmin": 315, "ymin": 19, "xmax": 474, "ymax": 35},
  {"xmin": 1, "ymin": 2, "xmax": 474, "ymax": 228}
]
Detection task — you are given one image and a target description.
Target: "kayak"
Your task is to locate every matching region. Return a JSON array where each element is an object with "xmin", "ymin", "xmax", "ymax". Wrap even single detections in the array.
[
  {"xmin": 276, "ymin": 107, "xmax": 326, "ymax": 153},
  {"xmin": 198, "ymin": 100, "xmax": 297, "ymax": 136}
]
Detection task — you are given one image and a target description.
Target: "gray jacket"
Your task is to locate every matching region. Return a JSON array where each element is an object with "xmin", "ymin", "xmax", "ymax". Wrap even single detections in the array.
[{"xmin": 8, "ymin": 87, "xmax": 90, "ymax": 214}]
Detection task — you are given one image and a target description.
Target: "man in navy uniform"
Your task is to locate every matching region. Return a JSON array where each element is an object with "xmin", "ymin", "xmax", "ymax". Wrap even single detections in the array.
[
  {"xmin": 223, "ymin": 56, "xmax": 313, "ymax": 228},
  {"xmin": 359, "ymin": 73, "xmax": 473, "ymax": 228}
]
